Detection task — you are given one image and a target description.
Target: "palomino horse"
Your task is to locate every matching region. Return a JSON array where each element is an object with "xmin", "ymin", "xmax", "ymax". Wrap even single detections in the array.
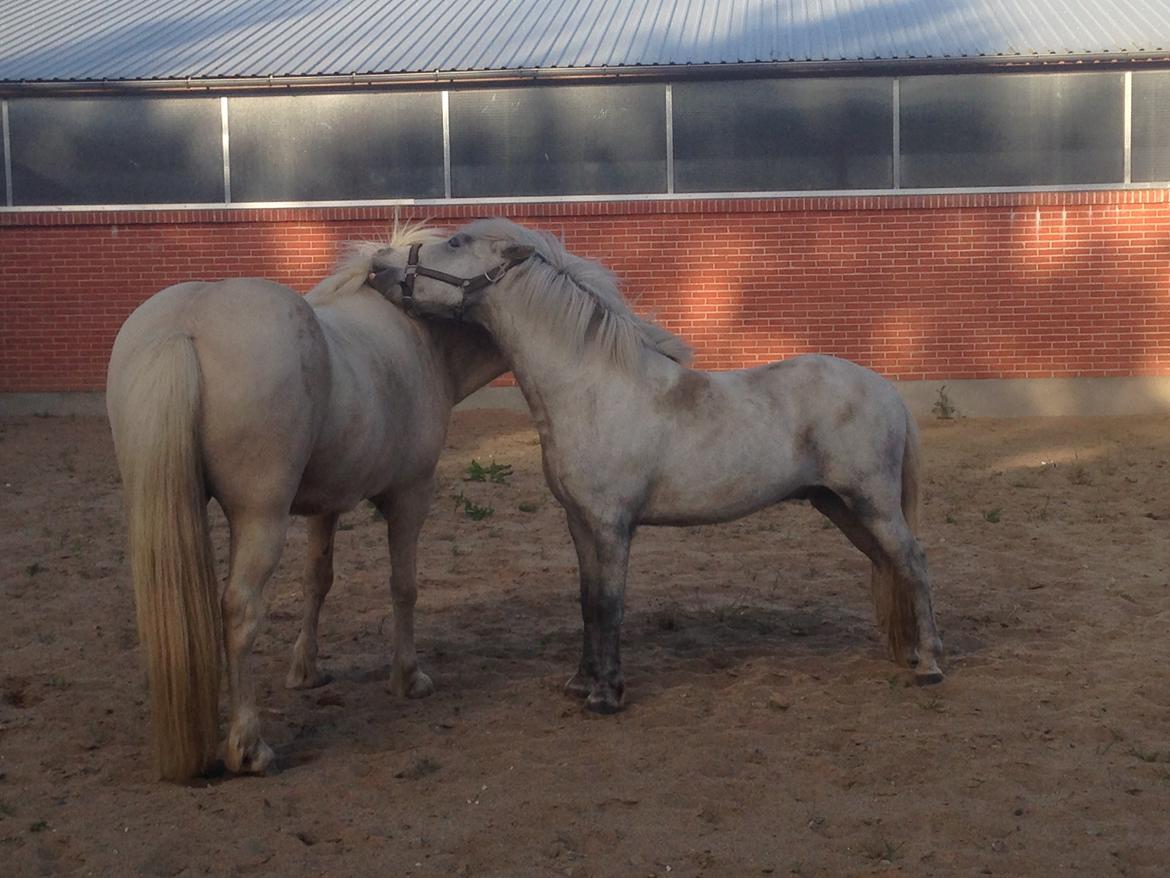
[
  {"xmin": 367, "ymin": 218, "xmax": 944, "ymax": 714},
  {"xmin": 107, "ymin": 224, "xmax": 505, "ymax": 780}
]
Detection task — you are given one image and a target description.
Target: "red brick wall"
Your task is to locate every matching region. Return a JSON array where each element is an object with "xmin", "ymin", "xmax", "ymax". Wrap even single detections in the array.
[{"xmin": 2, "ymin": 191, "xmax": 1168, "ymax": 392}]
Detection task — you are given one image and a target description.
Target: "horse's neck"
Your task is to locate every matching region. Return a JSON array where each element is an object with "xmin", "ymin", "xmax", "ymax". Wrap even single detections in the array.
[
  {"xmin": 430, "ymin": 322, "xmax": 509, "ymax": 403},
  {"xmin": 479, "ymin": 295, "xmax": 663, "ymax": 431}
]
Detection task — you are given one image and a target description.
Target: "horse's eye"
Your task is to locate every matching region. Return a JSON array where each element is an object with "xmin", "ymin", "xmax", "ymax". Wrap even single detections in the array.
[{"xmin": 448, "ymin": 236, "xmax": 461, "ymax": 249}]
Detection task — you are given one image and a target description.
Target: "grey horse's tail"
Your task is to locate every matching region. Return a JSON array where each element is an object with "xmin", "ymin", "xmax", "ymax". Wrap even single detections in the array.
[
  {"xmin": 109, "ymin": 333, "xmax": 221, "ymax": 781},
  {"xmin": 871, "ymin": 408, "xmax": 921, "ymax": 665},
  {"xmin": 901, "ymin": 409, "xmax": 921, "ymax": 533}
]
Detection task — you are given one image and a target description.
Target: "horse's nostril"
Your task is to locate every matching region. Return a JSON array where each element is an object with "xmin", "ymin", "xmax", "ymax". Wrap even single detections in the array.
[{"xmin": 367, "ymin": 267, "xmax": 401, "ymax": 296}]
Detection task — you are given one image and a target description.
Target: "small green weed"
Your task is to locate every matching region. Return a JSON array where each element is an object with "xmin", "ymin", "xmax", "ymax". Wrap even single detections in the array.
[
  {"xmin": 518, "ymin": 502, "xmax": 538, "ymax": 513},
  {"xmin": 932, "ymin": 385, "xmax": 958, "ymax": 420},
  {"xmin": 29, "ymin": 820, "xmax": 48, "ymax": 833},
  {"xmin": 462, "ymin": 498, "xmax": 494, "ymax": 521},
  {"xmin": 25, "ymin": 563, "xmax": 42, "ymax": 577},
  {"xmin": 465, "ymin": 459, "xmax": 512, "ymax": 485},
  {"xmin": 982, "ymin": 508, "xmax": 1002, "ymax": 523},
  {"xmin": 452, "ymin": 490, "xmax": 494, "ymax": 520}
]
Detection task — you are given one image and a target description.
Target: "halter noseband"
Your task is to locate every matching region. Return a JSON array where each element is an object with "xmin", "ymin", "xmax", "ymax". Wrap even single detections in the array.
[{"xmin": 398, "ymin": 242, "xmax": 530, "ymax": 320}]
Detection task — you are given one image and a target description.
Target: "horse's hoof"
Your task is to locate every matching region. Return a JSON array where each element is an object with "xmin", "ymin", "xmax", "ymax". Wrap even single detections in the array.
[
  {"xmin": 225, "ymin": 738, "xmax": 275, "ymax": 776},
  {"xmin": 285, "ymin": 666, "xmax": 331, "ymax": 690},
  {"xmin": 585, "ymin": 685, "xmax": 625, "ymax": 715},
  {"xmin": 563, "ymin": 671, "xmax": 593, "ymax": 699},
  {"xmin": 914, "ymin": 670, "xmax": 945, "ymax": 686},
  {"xmin": 390, "ymin": 669, "xmax": 435, "ymax": 699},
  {"xmin": 407, "ymin": 672, "xmax": 435, "ymax": 699},
  {"xmin": 585, "ymin": 695, "xmax": 624, "ymax": 715}
]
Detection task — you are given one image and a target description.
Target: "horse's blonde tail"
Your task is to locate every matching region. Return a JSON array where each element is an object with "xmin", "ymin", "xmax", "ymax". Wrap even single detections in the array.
[
  {"xmin": 871, "ymin": 409, "xmax": 921, "ymax": 665},
  {"xmin": 111, "ymin": 334, "xmax": 220, "ymax": 781}
]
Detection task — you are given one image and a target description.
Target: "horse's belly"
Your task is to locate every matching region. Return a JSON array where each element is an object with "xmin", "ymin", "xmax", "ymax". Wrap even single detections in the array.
[
  {"xmin": 291, "ymin": 422, "xmax": 440, "ymax": 518},
  {"xmin": 289, "ymin": 456, "xmax": 390, "ymax": 517},
  {"xmin": 288, "ymin": 487, "xmax": 362, "ymax": 518},
  {"xmin": 641, "ymin": 471, "xmax": 807, "ymax": 526}
]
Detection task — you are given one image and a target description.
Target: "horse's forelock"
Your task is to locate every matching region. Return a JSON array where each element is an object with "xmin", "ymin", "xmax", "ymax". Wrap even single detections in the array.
[
  {"xmin": 388, "ymin": 219, "xmax": 448, "ymax": 249},
  {"xmin": 307, "ymin": 221, "xmax": 448, "ymax": 304}
]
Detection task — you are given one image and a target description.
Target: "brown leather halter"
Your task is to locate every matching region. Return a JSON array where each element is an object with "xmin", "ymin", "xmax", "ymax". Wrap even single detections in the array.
[{"xmin": 395, "ymin": 242, "xmax": 531, "ymax": 320}]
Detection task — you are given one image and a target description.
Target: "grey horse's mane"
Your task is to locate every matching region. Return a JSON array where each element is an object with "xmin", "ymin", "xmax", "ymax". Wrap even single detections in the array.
[
  {"xmin": 464, "ymin": 218, "xmax": 693, "ymax": 369},
  {"xmin": 307, "ymin": 220, "xmax": 446, "ymax": 305}
]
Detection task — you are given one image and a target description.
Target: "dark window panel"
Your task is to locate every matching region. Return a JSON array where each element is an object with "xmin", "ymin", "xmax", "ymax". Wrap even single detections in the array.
[
  {"xmin": 450, "ymin": 84, "xmax": 667, "ymax": 197},
  {"xmin": 900, "ymin": 73, "xmax": 1123, "ymax": 188},
  {"xmin": 2, "ymin": 114, "xmax": 8, "ymax": 205},
  {"xmin": 1132, "ymin": 71, "xmax": 1170, "ymax": 183},
  {"xmin": 9, "ymin": 96, "xmax": 223, "ymax": 205},
  {"xmin": 228, "ymin": 91, "xmax": 443, "ymax": 201},
  {"xmin": 673, "ymin": 78, "xmax": 892, "ymax": 192}
]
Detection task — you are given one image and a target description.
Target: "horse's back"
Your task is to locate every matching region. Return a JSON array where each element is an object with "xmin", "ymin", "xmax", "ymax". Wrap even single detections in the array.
[
  {"xmin": 748, "ymin": 353, "xmax": 903, "ymax": 406},
  {"xmin": 109, "ymin": 278, "xmax": 331, "ymax": 511}
]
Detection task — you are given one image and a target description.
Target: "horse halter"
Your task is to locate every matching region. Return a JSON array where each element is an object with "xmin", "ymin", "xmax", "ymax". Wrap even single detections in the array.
[{"xmin": 397, "ymin": 242, "xmax": 531, "ymax": 319}]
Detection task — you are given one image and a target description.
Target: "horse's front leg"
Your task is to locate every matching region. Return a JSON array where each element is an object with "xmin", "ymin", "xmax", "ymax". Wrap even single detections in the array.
[
  {"xmin": 286, "ymin": 512, "xmax": 340, "ymax": 689},
  {"xmin": 378, "ymin": 481, "xmax": 436, "ymax": 699},
  {"xmin": 222, "ymin": 511, "xmax": 288, "ymax": 775},
  {"xmin": 564, "ymin": 513, "xmax": 602, "ymax": 698},
  {"xmin": 583, "ymin": 524, "xmax": 633, "ymax": 715}
]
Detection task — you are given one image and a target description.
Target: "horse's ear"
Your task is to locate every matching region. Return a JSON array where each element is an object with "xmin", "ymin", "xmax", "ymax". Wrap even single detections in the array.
[{"xmin": 501, "ymin": 243, "xmax": 536, "ymax": 262}]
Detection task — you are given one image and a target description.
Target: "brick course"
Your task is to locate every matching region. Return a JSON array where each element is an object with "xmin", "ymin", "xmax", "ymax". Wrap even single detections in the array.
[{"xmin": 2, "ymin": 191, "xmax": 1168, "ymax": 391}]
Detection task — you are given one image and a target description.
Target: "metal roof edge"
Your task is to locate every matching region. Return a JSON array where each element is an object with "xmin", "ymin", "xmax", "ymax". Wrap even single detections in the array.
[{"xmin": 4, "ymin": 53, "xmax": 1170, "ymax": 96}]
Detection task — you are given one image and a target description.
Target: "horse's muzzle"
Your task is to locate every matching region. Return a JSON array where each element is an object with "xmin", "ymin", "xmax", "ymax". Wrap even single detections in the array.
[{"xmin": 367, "ymin": 266, "xmax": 402, "ymax": 299}]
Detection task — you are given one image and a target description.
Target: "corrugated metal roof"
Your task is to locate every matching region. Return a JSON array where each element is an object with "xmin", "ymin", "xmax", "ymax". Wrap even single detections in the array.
[{"xmin": 1, "ymin": 0, "xmax": 1169, "ymax": 84}]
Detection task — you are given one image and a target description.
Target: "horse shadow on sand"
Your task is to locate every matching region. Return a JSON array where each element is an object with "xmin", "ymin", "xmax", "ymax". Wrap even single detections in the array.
[{"xmin": 260, "ymin": 591, "xmax": 986, "ymax": 773}]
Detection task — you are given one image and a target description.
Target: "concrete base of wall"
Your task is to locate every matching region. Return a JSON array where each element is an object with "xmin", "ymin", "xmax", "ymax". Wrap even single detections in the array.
[
  {"xmin": 893, "ymin": 377, "xmax": 1170, "ymax": 418},
  {"xmin": 0, "ymin": 392, "xmax": 110, "ymax": 417},
  {"xmin": 5, "ymin": 376, "xmax": 1170, "ymax": 419}
]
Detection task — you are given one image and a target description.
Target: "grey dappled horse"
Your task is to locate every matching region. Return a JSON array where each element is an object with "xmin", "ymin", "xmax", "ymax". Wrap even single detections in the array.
[
  {"xmin": 367, "ymin": 218, "xmax": 944, "ymax": 714},
  {"xmin": 106, "ymin": 224, "xmax": 505, "ymax": 780}
]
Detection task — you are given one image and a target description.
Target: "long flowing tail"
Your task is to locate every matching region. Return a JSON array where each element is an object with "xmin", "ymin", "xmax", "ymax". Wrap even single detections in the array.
[
  {"xmin": 109, "ymin": 333, "xmax": 220, "ymax": 780},
  {"xmin": 870, "ymin": 407, "xmax": 921, "ymax": 665}
]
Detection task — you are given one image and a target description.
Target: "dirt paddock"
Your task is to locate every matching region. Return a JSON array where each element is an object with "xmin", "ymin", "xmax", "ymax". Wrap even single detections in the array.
[{"xmin": 2, "ymin": 409, "xmax": 1169, "ymax": 877}]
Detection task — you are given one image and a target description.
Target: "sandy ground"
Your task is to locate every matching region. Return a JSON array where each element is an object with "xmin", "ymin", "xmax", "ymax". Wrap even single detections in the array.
[{"xmin": 2, "ymin": 409, "xmax": 1170, "ymax": 877}]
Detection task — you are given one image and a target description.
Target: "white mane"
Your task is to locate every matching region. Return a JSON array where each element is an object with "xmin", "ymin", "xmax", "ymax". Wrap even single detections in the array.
[
  {"xmin": 306, "ymin": 219, "xmax": 446, "ymax": 305},
  {"xmin": 462, "ymin": 218, "xmax": 693, "ymax": 369}
]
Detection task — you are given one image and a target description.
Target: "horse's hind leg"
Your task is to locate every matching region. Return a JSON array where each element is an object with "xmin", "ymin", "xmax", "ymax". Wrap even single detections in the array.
[
  {"xmin": 809, "ymin": 489, "xmax": 943, "ymax": 683},
  {"xmin": 286, "ymin": 513, "xmax": 340, "ymax": 689},
  {"xmin": 222, "ymin": 511, "xmax": 289, "ymax": 774},
  {"xmin": 861, "ymin": 509, "xmax": 943, "ymax": 684},
  {"xmin": 378, "ymin": 481, "xmax": 436, "ymax": 699}
]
